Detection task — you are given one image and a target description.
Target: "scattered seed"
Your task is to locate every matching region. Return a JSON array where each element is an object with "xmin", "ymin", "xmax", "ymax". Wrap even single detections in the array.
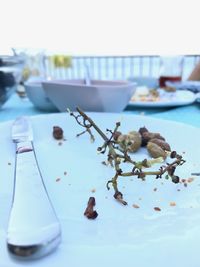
[
  {"xmin": 56, "ymin": 178, "xmax": 61, "ymax": 182},
  {"xmin": 154, "ymin": 207, "xmax": 161, "ymax": 211},
  {"xmin": 91, "ymin": 188, "xmax": 96, "ymax": 193},
  {"xmin": 187, "ymin": 177, "xmax": 195, "ymax": 183},
  {"xmin": 132, "ymin": 204, "xmax": 140, "ymax": 209},
  {"xmin": 153, "ymin": 187, "xmax": 157, "ymax": 192},
  {"xmin": 64, "ymin": 171, "xmax": 67, "ymax": 175},
  {"xmin": 170, "ymin": 202, "xmax": 176, "ymax": 207},
  {"xmin": 8, "ymin": 162, "xmax": 11, "ymax": 165}
]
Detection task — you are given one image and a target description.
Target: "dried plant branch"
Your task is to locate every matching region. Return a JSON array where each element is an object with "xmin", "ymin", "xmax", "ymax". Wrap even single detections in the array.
[{"xmin": 69, "ymin": 107, "xmax": 186, "ymax": 205}]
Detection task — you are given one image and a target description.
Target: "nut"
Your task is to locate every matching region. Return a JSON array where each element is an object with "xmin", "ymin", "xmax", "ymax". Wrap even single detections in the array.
[
  {"xmin": 150, "ymin": 138, "xmax": 171, "ymax": 151},
  {"xmin": 117, "ymin": 131, "xmax": 142, "ymax": 152},
  {"xmin": 147, "ymin": 142, "xmax": 167, "ymax": 159}
]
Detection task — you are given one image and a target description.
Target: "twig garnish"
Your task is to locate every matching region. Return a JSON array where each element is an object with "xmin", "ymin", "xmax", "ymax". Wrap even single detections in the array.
[{"xmin": 69, "ymin": 108, "xmax": 186, "ymax": 205}]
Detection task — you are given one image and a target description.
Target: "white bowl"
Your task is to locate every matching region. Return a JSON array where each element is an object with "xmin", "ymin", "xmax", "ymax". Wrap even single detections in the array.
[
  {"xmin": 24, "ymin": 79, "xmax": 58, "ymax": 111},
  {"xmin": 42, "ymin": 79, "xmax": 136, "ymax": 112}
]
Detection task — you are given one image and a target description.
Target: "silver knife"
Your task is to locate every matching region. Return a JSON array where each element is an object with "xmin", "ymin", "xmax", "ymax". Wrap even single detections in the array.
[{"xmin": 7, "ymin": 116, "xmax": 61, "ymax": 260}]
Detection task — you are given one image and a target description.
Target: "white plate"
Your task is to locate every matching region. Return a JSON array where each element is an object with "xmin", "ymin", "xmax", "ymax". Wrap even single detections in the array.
[
  {"xmin": 1, "ymin": 112, "xmax": 200, "ymax": 267},
  {"xmin": 129, "ymin": 89, "xmax": 196, "ymax": 108}
]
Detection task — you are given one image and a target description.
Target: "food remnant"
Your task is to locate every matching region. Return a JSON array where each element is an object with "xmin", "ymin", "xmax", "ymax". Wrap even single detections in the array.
[
  {"xmin": 131, "ymin": 86, "xmax": 160, "ymax": 102},
  {"xmin": 187, "ymin": 177, "xmax": 195, "ymax": 183},
  {"xmin": 131, "ymin": 86, "xmax": 178, "ymax": 103},
  {"xmin": 117, "ymin": 131, "xmax": 142, "ymax": 152},
  {"xmin": 150, "ymin": 138, "xmax": 171, "ymax": 151},
  {"xmin": 53, "ymin": 126, "xmax": 64, "ymax": 140},
  {"xmin": 69, "ymin": 108, "xmax": 186, "ymax": 206},
  {"xmin": 170, "ymin": 202, "xmax": 176, "ymax": 207},
  {"xmin": 132, "ymin": 204, "xmax": 140, "ymax": 209},
  {"xmin": 91, "ymin": 188, "xmax": 96, "ymax": 193},
  {"xmin": 154, "ymin": 207, "xmax": 161, "ymax": 211},
  {"xmin": 84, "ymin": 197, "xmax": 98, "ymax": 219},
  {"xmin": 147, "ymin": 142, "xmax": 167, "ymax": 159},
  {"xmin": 139, "ymin": 127, "xmax": 165, "ymax": 147}
]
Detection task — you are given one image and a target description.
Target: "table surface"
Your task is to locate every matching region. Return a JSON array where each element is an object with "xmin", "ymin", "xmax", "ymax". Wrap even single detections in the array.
[{"xmin": 1, "ymin": 93, "xmax": 200, "ymax": 128}]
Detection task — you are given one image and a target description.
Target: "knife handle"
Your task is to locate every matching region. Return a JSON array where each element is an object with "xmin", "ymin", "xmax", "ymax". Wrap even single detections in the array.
[{"xmin": 7, "ymin": 141, "xmax": 61, "ymax": 259}]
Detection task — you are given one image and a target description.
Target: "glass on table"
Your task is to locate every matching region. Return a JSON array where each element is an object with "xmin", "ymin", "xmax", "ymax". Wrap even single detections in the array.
[{"xmin": 158, "ymin": 55, "xmax": 184, "ymax": 88}]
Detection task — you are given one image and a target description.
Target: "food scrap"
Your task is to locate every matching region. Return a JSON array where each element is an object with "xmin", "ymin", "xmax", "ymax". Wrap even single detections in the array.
[
  {"xmin": 132, "ymin": 204, "xmax": 140, "ymax": 209},
  {"xmin": 130, "ymin": 86, "xmax": 177, "ymax": 103},
  {"xmin": 170, "ymin": 202, "xmax": 176, "ymax": 207},
  {"xmin": 91, "ymin": 188, "xmax": 96, "ymax": 193},
  {"xmin": 53, "ymin": 126, "xmax": 64, "ymax": 140},
  {"xmin": 154, "ymin": 207, "xmax": 161, "ymax": 212},
  {"xmin": 69, "ymin": 108, "xmax": 186, "ymax": 206},
  {"xmin": 84, "ymin": 197, "xmax": 98, "ymax": 219},
  {"xmin": 187, "ymin": 177, "xmax": 195, "ymax": 183},
  {"xmin": 131, "ymin": 87, "xmax": 160, "ymax": 102}
]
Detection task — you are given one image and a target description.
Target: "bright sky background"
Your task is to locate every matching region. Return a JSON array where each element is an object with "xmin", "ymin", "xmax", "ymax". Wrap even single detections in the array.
[{"xmin": 0, "ymin": 0, "xmax": 199, "ymax": 55}]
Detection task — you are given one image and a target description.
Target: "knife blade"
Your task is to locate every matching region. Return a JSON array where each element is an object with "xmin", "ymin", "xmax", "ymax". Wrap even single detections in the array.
[{"xmin": 7, "ymin": 116, "xmax": 61, "ymax": 260}]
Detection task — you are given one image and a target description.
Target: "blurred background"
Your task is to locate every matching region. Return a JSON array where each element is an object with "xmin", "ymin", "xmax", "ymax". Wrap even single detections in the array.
[
  {"xmin": 1, "ymin": 0, "xmax": 199, "ymax": 55},
  {"xmin": 0, "ymin": 0, "xmax": 199, "ymax": 113},
  {"xmin": 1, "ymin": 0, "xmax": 199, "ymax": 79}
]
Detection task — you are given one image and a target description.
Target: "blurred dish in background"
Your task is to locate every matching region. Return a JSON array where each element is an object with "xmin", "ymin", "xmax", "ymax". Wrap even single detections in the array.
[
  {"xmin": 129, "ymin": 86, "xmax": 196, "ymax": 108},
  {"xmin": 128, "ymin": 75, "xmax": 196, "ymax": 107},
  {"xmin": 0, "ymin": 55, "xmax": 24, "ymax": 107},
  {"xmin": 24, "ymin": 77, "xmax": 58, "ymax": 111},
  {"xmin": 42, "ymin": 79, "xmax": 136, "ymax": 112}
]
